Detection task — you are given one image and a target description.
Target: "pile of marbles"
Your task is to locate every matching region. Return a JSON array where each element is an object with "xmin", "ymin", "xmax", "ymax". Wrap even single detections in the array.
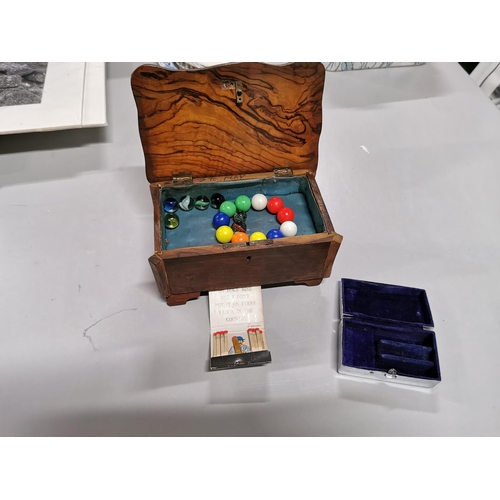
[
  {"xmin": 162, "ymin": 194, "xmax": 211, "ymax": 229},
  {"xmin": 162, "ymin": 192, "xmax": 298, "ymax": 244},
  {"xmin": 212, "ymin": 193, "xmax": 298, "ymax": 244}
]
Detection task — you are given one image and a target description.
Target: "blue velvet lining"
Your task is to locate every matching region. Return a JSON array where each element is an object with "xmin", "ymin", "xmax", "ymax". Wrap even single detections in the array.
[
  {"xmin": 341, "ymin": 279, "xmax": 440, "ymax": 381},
  {"xmin": 161, "ymin": 177, "xmax": 325, "ymax": 250},
  {"xmin": 342, "ymin": 278, "xmax": 434, "ymax": 327},
  {"xmin": 342, "ymin": 319, "xmax": 441, "ymax": 380}
]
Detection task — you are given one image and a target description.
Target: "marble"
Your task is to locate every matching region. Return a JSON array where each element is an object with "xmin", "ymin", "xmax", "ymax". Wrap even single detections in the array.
[
  {"xmin": 277, "ymin": 207, "xmax": 295, "ymax": 224},
  {"xmin": 215, "ymin": 225, "xmax": 233, "ymax": 243},
  {"xmin": 231, "ymin": 232, "xmax": 250, "ymax": 243},
  {"xmin": 235, "ymin": 195, "xmax": 251, "ymax": 212},
  {"xmin": 213, "ymin": 212, "xmax": 230, "ymax": 229},
  {"xmin": 163, "ymin": 197, "xmax": 179, "ymax": 213},
  {"xmin": 233, "ymin": 210, "xmax": 247, "ymax": 224},
  {"xmin": 231, "ymin": 221, "xmax": 247, "ymax": 233},
  {"xmin": 210, "ymin": 193, "xmax": 225, "ymax": 209},
  {"xmin": 251, "ymin": 193, "xmax": 267, "ymax": 211},
  {"xmin": 280, "ymin": 220, "xmax": 297, "ymax": 237},
  {"xmin": 267, "ymin": 196, "xmax": 284, "ymax": 214},
  {"xmin": 266, "ymin": 229, "xmax": 284, "ymax": 239},
  {"xmin": 219, "ymin": 201, "xmax": 236, "ymax": 217},
  {"xmin": 163, "ymin": 213, "xmax": 180, "ymax": 230},
  {"xmin": 195, "ymin": 195, "xmax": 210, "ymax": 210},
  {"xmin": 249, "ymin": 231, "xmax": 267, "ymax": 241},
  {"xmin": 179, "ymin": 195, "xmax": 195, "ymax": 211}
]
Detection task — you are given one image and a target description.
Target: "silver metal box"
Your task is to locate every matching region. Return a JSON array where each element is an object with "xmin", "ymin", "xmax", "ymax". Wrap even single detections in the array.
[{"xmin": 338, "ymin": 278, "xmax": 441, "ymax": 388}]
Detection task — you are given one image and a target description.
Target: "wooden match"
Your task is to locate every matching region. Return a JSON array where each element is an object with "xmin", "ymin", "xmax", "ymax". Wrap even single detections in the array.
[
  {"xmin": 222, "ymin": 331, "xmax": 228, "ymax": 355},
  {"xmin": 213, "ymin": 332, "xmax": 219, "ymax": 357},
  {"xmin": 247, "ymin": 328, "xmax": 255, "ymax": 351},
  {"xmin": 258, "ymin": 329, "xmax": 265, "ymax": 350}
]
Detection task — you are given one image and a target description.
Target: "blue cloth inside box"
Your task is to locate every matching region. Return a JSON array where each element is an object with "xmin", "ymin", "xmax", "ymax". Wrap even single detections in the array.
[
  {"xmin": 341, "ymin": 278, "xmax": 441, "ymax": 382},
  {"xmin": 161, "ymin": 177, "xmax": 325, "ymax": 250}
]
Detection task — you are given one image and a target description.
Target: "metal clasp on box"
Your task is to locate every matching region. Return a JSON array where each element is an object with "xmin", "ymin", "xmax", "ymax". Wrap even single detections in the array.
[
  {"xmin": 220, "ymin": 79, "xmax": 243, "ymax": 105},
  {"xmin": 235, "ymin": 81, "xmax": 243, "ymax": 105},
  {"xmin": 385, "ymin": 368, "xmax": 398, "ymax": 379}
]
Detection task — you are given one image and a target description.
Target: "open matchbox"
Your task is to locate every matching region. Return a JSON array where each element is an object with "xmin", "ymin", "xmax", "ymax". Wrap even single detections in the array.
[{"xmin": 209, "ymin": 286, "xmax": 271, "ymax": 370}]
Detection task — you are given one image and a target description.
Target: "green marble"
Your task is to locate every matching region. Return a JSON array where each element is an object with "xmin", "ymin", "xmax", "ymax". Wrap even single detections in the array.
[
  {"xmin": 219, "ymin": 201, "xmax": 236, "ymax": 217},
  {"xmin": 195, "ymin": 195, "xmax": 210, "ymax": 210},
  {"xmin": 163, "ymin": 213, "xmax": 180, "ymax": 229},
  {"xmin": 235, "ymin": 195, "xmax": 251, "ymax": 212}
]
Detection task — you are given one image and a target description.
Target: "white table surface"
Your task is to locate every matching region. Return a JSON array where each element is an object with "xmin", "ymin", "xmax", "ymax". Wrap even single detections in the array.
[{"xmin": 1, "ymin": 62, "xmax": 499, "ymax": 436}]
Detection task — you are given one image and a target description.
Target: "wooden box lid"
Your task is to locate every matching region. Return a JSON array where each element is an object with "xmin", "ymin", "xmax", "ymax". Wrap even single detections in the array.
[{"xmin": 131, "ymin": 62, "xmax": 325, "ymax": 183}]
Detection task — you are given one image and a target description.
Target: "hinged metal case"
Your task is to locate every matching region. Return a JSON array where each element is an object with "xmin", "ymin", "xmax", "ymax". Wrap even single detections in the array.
[{"xmin": 338, "ymin": 278, "xmax": 441, "ymax": 388}]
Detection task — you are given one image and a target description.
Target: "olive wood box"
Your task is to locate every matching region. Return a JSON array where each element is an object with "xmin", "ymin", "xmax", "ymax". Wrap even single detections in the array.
[{"xmin": 131, "ymin": 62, "xmax": 343, "ymax": 306}]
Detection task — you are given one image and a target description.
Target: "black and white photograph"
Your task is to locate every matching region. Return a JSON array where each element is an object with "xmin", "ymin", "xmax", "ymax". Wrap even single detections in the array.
[
  {"xmin": 0, "ymin": 62, "xmax": 48, "ymax": 107},
  {"xmin": 0, "ymin": 62, "xmax": 106, "ymax": 135}
]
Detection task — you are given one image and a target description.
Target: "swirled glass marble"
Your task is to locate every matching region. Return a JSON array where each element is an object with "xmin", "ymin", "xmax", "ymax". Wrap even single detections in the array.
[
  {"xmin": 163, "ymin": 197, "xmax": 179, "ymax": 213},
  {"xmin": 195, "ymin": 195, "xmax": 210, "ymax": 210},
  {"xmin": 179, "ymin": 195, "xmax": 195, "ymax": 211},
  {"xmin": 163, "ymin": 213, "xmax": 180, "ymax": 229}
]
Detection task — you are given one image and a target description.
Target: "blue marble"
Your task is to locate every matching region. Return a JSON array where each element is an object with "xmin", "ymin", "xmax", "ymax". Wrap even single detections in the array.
[
  {"xmin": 163, "ymin": 197, "xmax": 179, "ymax": 213},
  {"xmin": 213, "ymin": 212, "xmax": 230, "ymax": 229},
  {"xmin": 266, "ymin": 229, "xmax": 284, "ymax": 239}
]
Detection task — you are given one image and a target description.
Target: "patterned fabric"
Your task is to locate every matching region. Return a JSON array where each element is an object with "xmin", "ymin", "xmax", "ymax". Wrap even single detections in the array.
[
  {"xmin": 159, "ymin": 62, "xmax": 425, "ymax": 73},
  {"xmin": 158, "ymin": 62, "xmax": 207, "ymax": 70},
  {"xmin": 324, "ymin": 62, "xmax": 424, "ymax": 72}
]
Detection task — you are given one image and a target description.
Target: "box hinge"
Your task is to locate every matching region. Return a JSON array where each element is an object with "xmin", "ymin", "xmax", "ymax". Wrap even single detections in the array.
[
  {"xmin": 172, "ymin": 172, "xmax": 193, "ymax": 185},
  {"xmin": 273, "ymin": 167, "xmax": 293, "ymax": 177}
]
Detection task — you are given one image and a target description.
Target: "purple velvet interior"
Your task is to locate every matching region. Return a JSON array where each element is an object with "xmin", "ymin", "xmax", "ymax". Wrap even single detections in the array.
[
  {"xmin": 341, "ymin": 279, "xmax": 440, "ymax": 381},
  {"xmin": 342, "ymin": 319, "xmax": 441, "ymax": 380},
  {"xmin": 342, "ymin": 278, "xmax": 434, "ymax": 327}
]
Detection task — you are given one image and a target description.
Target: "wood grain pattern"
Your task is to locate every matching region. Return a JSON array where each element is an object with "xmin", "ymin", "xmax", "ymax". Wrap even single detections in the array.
[
  {"xmin": 158, "ymin": 232, "xmax": 334, "ymax": 259},
  {"xmin": 148, "ymin": 254, "xmax": 169, "ymax": 297},
  {"xmin": 322, "ymin": 233, "xmax": 343, "ymax": 278},
  {"xmin": 306, "ymin": 171, "xmax": 334, "ymax": 233},
  {"xmin": 163, "ymin": 239, "xmax": 332, "ymax": 294},
  {"xmin": 131, "ymin": 63, "xmax": 325, "ymax": 183},
  {"xmin": 150, "ymin": 183, "xmax": 163, "ymax": 253},
  {"xmin": 133, "ymin": 64, "xmax": 342, "ymax": 306},
  {"xmin": 166, "ymin": 291, "xmax": 201, "ymax": 306},
  {"xmin": 147, "ymin": 173, "xmax": 343, "ymax": 304},
  {"xmin": 147, "ymin": 171, "xmax": 342, "ymax": 302}
]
